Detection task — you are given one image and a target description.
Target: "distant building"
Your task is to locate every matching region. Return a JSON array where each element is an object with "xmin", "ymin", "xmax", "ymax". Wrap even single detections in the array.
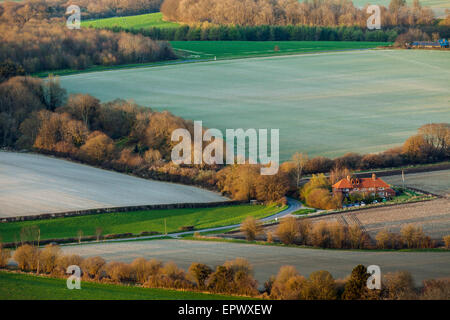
[
  {"xmin": 410, "ymin": 39, "xmax": 449, "ymax": 48},
  {"xmin": 332, "ymin": 173, "xmax": 395, "ymax": 198}
]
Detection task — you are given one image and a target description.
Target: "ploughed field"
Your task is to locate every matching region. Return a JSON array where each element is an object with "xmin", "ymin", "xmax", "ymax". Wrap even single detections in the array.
[
  {"xmin": 299, "ymin": 198, "xmax": 450, "ymax": 240},
  {"xmin": 383, "ymin": 169, "xmax": 450, "ymax": 197},
  {"xmin": 0, "ymin": 152, "xmax": 227, "ymax": 218},
  {"xmin": 60, "ymin": 49, "xmax": 450, "ymax": 161}
]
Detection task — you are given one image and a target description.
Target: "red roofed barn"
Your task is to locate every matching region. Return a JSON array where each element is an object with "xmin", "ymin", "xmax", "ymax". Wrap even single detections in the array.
[{"xmin": 332, "ymin": 173, "xmax": 395, "ymax": 198}]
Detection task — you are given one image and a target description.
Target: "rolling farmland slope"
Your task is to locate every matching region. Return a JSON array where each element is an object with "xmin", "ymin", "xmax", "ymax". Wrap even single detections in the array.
[
  {"xmin": 60, "ymin": 49, "xmax": 450, "ymax": 161},
  {"xmin": 61, "ymin": 239, "xmax": 450, "ymax": 286},
  {"xmin": 0, "ymin": 152, "xmax": 227, "ymax": 218}
]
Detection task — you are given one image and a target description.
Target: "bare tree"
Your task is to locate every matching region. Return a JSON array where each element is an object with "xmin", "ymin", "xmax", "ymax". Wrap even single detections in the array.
[
  {"xmin": 95, "ymin": 227, "xmax": 103, "ymax": 242},
  {"xmin": 77, "ymin": 230, "xmax": 84, "ymax": 244},
  {"xmin": 240, "ymin": 216, "xmax": 263, "ymax": 241},
  {"xmin": 291, "ymin": 152, "xmax": 308, "ymax": 187}
]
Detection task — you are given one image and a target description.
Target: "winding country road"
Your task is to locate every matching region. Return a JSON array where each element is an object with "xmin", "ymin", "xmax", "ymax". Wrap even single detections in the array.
[{"xmin": 98, "ymin": 197, "xmax": 304, "ymax": 243}]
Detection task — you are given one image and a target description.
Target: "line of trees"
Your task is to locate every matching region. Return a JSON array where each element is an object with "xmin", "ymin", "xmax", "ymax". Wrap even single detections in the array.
[
  {"xmin": 0, "ymin": 0, "xmax": 163, "ymax": 22},
  {"xmin": 241, "ymin": 216, "xmax": 441, "ymax": 249},
  {"xmin": 0, "ymin": 20, "xmax": 175, "ymax": 74},
  {"xmin": 1, "ymin": 243, "xmax": 449, "ymax": 299},
  {"xmin": 0, "ymin": 76, "xmax": 220, "ymax": 189},
  {"xmin": 161, "ymin": 0, "xmax": 435, "ymax": 27},
  {"xmin": 115, "ymin": 23, "xmax": 399, "ymax": 41}
]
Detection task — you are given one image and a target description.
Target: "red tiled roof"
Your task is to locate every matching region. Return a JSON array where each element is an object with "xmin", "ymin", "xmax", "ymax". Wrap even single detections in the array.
[
  {"xmin": 332, "ymin": 179, "xmax": 353, "ymax": 189},
  {"xmin": 332, "ymin": 176, "xmax": 391, "ymax": 190}
]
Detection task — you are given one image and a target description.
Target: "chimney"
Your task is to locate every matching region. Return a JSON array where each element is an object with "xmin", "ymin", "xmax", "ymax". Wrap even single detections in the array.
[{"xmin": 372, "ymin": 173, "xmax": 376, "ymax": 181}]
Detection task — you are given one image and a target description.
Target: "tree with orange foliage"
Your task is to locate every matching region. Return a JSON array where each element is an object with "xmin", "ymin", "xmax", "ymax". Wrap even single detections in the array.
[{"xmin": 79, "ymin": 131, "xmax": 115, "ymax": 164}]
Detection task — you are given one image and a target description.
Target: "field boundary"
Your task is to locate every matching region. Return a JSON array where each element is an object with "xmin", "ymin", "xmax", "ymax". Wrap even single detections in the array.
[{"xmin": 0, "ymin": 200, "xmax": 246, "ymax": 223}]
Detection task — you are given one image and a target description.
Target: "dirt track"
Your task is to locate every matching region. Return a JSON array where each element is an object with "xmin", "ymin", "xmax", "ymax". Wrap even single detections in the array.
[{"xmin": 0, "ymin": 152, "xmax": 227, "ymax": 218}]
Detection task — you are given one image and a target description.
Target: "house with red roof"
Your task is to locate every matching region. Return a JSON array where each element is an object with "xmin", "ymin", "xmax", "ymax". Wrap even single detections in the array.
[{"xmin": 332, "ymin": 173, "xmax": 395, "ymax": 198}]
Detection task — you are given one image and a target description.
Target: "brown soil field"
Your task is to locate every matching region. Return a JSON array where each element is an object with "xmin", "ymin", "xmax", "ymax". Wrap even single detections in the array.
[
  {"xmin": 382, "ymin": 169, "xmax": 450, "ymax": 197},
  {"xmin": 232, "ymin": 198, "xmax": 450, "ymax": 241}
]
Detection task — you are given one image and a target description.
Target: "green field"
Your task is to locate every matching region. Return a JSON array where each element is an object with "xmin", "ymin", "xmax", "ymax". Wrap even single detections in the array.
[
  {"xmin": 82, "ymin": 12, "xmax": 180, "ymax": 29},
  {"xmin": 0, "ymin": 205, "xmax": 284, "ymax": 243},
  {"xmin": 36, "ymin": 40, "xmax": 391, "ymax": 77},
  {"xmin": 60, "ymin": 49, "xmax": 450, "ymax": 161},
  {"xmin": 171, "ymin": 40, "xmax": 390, "ymax": 60},
  {"xmin": 0, "ymin": 271, "xmax": 242, "ymax": 300}
]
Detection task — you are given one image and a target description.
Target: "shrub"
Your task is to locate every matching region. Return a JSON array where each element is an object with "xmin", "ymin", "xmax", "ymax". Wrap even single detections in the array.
[
  {"xmin": 401, "ymin": 224, "xmax": 429, "ymax": 248},
  {"xmin": 207, "ymin": 265, "xmax": 234, "ymax": 294},
  {"xmin": 421, "ymin": 279, "xmax": 450, "ymax": 300},
  {"xmin": 376, "ymin": 229, "xmax": 404, "ymax": 249},
  {"xmin": 146, "ymin": 261, "xmax": 192, "ymax": 289},
  {"xmin": 106, "ymin": 261, "xmax": 135, "ymax": 283},
  {"xmin": 348, "ymin": 225, "xmax": 369, "ymax": 249},
  {"xmin": 0, "ymin": 244, "xmax": 11, "ymax": 267},
  {"xmin": 188, "ymin": 263, "xmax": 212, "ymax": 290},
  {"xmin": 328, "ymin": 222, "xmax": 347, "ymax": 249},
  {"xmin": 13, "ymin": 244, "xmax": 39, "ymax": 271},
  {"xmin": 302, "ymin": 270, "xmax": 337, "ymax": 300},
  {"xmin": 276, "ymin": 216, "xmax": 300, "ymax": 245},
  {"xmin": 223, "ymin": 258, "xmax": 258, "ymax": 296},
  {"xmin": 297, "ymin": 219, "xmax": 312, "ymax": 244},
  {"xmin": 39, "ymin": 244, "xmax": 61, "ymax": 274},
  {"xmin": 342, "ymin": 265, "xmax": 370, "ymax": 300},
  {"xmin": 269, "ymin": 265, "xmax": 306, "ymax": 300},
  {"xmin": 310, "ymin": 221, "xmax": 332, "ymax": 248},
  {"xmin": 443, "ymin": 235, "xmax": 450, "ymax": 249},
  {"xmin": 81, "ymin": 256, "xmax": 106, "ymax": 279},
  {"xmin": 55, "ymin": 254, "xmax": 84, "ymax": 276},
  {"xmin": 382, "ymin": 271, "xmax": 416, "ymax": 300},
  {"xmin": 240, "ymin": 216, "xmax": 263, "ymax": 241},
  {"xmin": 131, "ymin": 258, "xmax": 156, "ymax": 284}
]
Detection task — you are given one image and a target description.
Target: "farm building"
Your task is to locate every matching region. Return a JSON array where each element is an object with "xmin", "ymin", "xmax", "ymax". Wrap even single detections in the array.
[
  {"xmin": 332, "ymin": 174, "xmax": 395, "ymax": 198},
  {"xmin": 410, "ymin": 39, "xmax": 449, "ymax": 48}
]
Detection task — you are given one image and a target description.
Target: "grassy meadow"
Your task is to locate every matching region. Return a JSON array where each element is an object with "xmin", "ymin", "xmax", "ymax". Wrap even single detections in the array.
[
  {"xmin": 82, "ymin": 12, "xmax": 180, "ymax": 29},
  {"xmin": 36, "ymin": 40, "xmax": 391, "ymax": 77},
  {"xmin": 171, "ymin": 40, "xmax": 390, "ymax": 60},
  {"xmin": 0, "ymin": 205, "xmax": 284, "ymax": 243},
  {"xmin": 0, "ymin": 271, "xmax": 243, "ymax": 300}
]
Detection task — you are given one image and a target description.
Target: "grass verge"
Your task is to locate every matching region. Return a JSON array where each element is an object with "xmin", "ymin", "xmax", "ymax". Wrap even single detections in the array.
[
  {"xmin": 82, "ymin": 12, "xmax": 180, "ymax": 29},
  {"xmin": 0, "ymin": 270, "xmax": 245, "ymax": 300}
]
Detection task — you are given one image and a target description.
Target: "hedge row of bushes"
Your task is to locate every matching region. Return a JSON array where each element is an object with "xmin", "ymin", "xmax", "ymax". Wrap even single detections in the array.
[
  {"xmin": 1, "ymin": 244, "xmax": 449, "ymax": 299},
  {"xmin": 108, "ymin": 24, "xmax": 399, "ymax": 42},
  {"xmin": 241, "ymin": 216, "xmax": 447, "ymax": 250}
]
